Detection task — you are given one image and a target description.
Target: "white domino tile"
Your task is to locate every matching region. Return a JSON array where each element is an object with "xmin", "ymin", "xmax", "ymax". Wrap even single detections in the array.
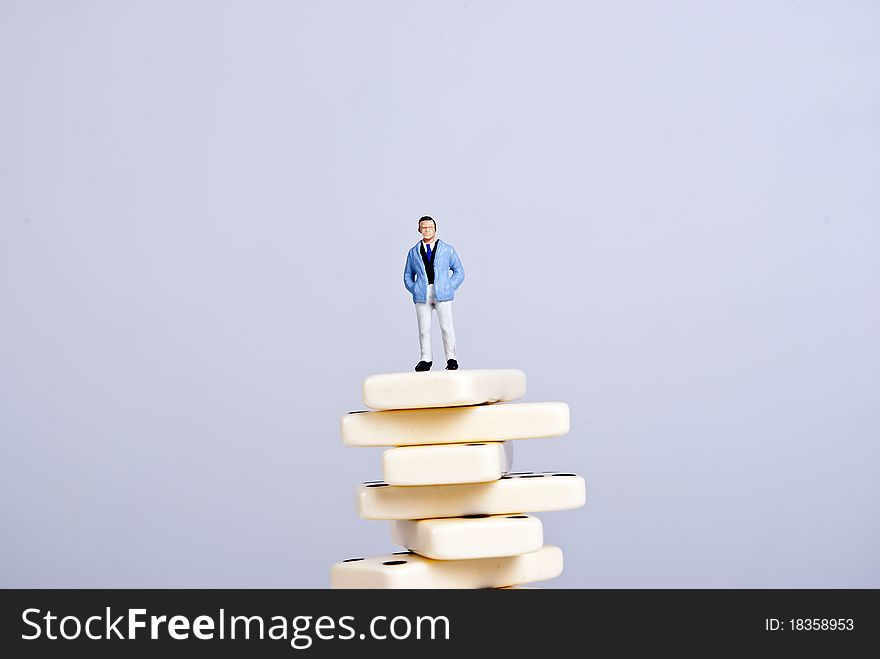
[
  {"xmin": 330, "ymin": 545, "xmax": 563, "ymax": 589},
  {"xmin": 342, "ymin": 402, "xmax": 569, "ymax": 447},
  {"xmin": 362, "ymin": 369, "xmax": 526, "ymax": 411},
  {"xmin": 392, "ymin": 513, "xmax": 543, "ymax": 560},
  {"xmin": 383, "ymin": 442, "xmax": 512, "ymax": 486},
  {"xmin": 357, "ymin": 472, "xmax": 586, "ymax": 520}
]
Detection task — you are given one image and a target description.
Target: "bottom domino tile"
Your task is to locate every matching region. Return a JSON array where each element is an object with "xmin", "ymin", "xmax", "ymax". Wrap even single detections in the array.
[
  {"xmin": 497, "ymin": 585, "xmax": 541, "ymax": 589},
  {"xmin": 330, "ymin": 545, "xmax": 563, "ymax": 589}
]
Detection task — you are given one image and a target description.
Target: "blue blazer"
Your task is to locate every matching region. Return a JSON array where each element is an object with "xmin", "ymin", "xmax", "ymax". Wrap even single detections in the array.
[{"xmin": 404, "ymin": 239, "xmax": 465, "ymax": 304}]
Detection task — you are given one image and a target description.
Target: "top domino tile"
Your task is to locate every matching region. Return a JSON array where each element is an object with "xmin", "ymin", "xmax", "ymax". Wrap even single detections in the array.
[{"xmin": 362, "ymin": 369, "xmax": 527, "ymax": 410}]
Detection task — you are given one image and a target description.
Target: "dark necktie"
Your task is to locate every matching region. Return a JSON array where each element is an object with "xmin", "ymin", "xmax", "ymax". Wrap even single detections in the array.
[{"xmin": 426, "ymin": 243, "xmax": 432, "ymax": 260}]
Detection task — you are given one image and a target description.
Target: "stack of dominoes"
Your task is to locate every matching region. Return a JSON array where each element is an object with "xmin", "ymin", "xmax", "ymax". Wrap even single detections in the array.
[{"xmin": 330, "ymin": 369, "xmax": 585, "ymax": 589}]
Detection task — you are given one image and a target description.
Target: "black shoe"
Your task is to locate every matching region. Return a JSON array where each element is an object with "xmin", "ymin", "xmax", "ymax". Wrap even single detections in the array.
[
  {"xmin": 415, "ymin": 361, "xmax": 432, "ymax": 372},
  {"xmin": 446, "ymin": 359, "xmax": 458, "ymax": 370}
]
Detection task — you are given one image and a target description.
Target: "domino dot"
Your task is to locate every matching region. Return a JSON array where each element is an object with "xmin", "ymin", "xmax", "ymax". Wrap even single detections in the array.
[{"xmin": 382, "ymin": 560, "xmax": 407, "ymax": 566}]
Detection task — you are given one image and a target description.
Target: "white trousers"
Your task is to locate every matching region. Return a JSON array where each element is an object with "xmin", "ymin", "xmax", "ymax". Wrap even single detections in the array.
[{"xmin": 416, "ymin": 284, "xmax": 457, "ymax": 362}]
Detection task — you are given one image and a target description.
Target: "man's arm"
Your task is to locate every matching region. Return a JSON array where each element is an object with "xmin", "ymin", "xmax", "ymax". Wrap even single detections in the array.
[
  {"xmin": 403, "ymin": 251, "xmax": 417, "ymax": 293},
  {"xmin": 448, "ymin": 247, "xmax": 465, "ymax": 290}
]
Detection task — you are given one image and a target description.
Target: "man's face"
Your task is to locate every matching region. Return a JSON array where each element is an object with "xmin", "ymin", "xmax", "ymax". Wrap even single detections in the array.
[{"xmin": 419, "ymin": 221, "xmax": 436, "ymax": 242}]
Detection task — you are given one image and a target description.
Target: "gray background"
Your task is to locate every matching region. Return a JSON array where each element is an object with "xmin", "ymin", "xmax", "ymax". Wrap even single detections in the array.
[{"xmin": 2, "ymin": 0, "xmax": 878, "ymax": 588}]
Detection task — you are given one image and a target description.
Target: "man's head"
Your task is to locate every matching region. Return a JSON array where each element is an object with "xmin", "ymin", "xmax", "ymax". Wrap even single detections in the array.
[{"xmin": 418, "ymin": 216, "xmax": 436, "ymax": 242}]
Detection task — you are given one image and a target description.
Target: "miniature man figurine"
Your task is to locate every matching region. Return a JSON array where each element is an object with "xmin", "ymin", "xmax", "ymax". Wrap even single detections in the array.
[{"xmin": 404, "ymin": 216, "xmax": 465, "ymax": 372}]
